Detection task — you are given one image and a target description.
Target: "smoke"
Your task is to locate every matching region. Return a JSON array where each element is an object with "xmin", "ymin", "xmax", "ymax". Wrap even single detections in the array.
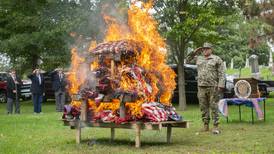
[
  {"xmin": 68, "ymin": 1, "xmax": 132, "ymax": 95},
  {"xmin": 99, "ymin": 1, "xmax": 130, "ymax": 41},
  {"xmin": 79, "ymin": 63, "xmax": 97, "ymax": 91},
  {"xmin": 68, "ymin": 0, "xmax": 162, "ymax": 96}
]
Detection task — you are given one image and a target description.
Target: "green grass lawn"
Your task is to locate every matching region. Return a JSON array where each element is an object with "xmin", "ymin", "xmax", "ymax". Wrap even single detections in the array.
[{"xmin": 1, "ymin": 97, "xmax": 274, "ymax": 154}]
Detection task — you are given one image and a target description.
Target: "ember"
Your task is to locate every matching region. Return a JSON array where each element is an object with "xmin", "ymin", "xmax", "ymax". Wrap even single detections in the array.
[{"xmin": 64, "ymin": 1, "xmax": 180, "ymax": 123}]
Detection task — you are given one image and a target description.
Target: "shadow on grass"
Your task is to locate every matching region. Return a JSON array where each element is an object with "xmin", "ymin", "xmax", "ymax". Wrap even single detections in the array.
[
  {"xmin": 80, "ymin": 138, "xmax": 178, "ymax": 148},
  {"xmin": 223, "ymin": 120, "xmax": 266, "ymax": 124}
]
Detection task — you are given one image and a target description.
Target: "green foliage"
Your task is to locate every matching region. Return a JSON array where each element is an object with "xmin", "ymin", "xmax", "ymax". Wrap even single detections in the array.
[
  {"xmin": 0, "ymin": 0, "xmax": 99, "ymax": 73},
  {"xmin": 154, "ymin": 0, "xmax": 237, "ymax": 63},
  {"xmin": 0, "ymin": 0, "xmax": 130, "ymax": 74},
  {"xmin": 238, "ymin": 0, "xmax": 274, "ymax": 42},
  {"xmin": 154, "ymin": 1, "xmax": 272, "ymax": 68},
  {"xmin": 0, "ymin": 53, "xmax": 10, "ymax": 71},
  {"xmin": 214, "ymin": 14, "xmax": 271, "ymax": 68}
]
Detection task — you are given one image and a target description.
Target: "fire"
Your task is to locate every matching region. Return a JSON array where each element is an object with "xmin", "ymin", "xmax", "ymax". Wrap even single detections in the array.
[
  {"xmin": 103, "ymin": 1, "xmax": 176, "ymax": 105},
  {"xmin": 88, "ymin": 41, "xmax": 97, "ymax": 52},
  {"xmin": 68, "ymin": 1, "xmax": 176, "ymax": 117},
  {"xmin": 67, "ymin": 48, "xmax": 85, "ymax": 94},
  {"xmin": 71, "ymin": 100, "xmax": 81, "ymax": 108},
  {"xmin": 103, "ymin": 15, "xmax": 130, "ymax": 42}
]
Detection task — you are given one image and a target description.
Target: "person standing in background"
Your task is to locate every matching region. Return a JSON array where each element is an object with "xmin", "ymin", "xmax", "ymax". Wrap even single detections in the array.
[
  {"xmin": 51, "ymin": 68, "xmax": 67, "ymax": 112},
  {"xmin": 6, "ymin": 69, "xmax": 22, "ymax": 114},
  {"xmin": 28, "ymin": 68, "xmax": 45, "ymax": 114}
]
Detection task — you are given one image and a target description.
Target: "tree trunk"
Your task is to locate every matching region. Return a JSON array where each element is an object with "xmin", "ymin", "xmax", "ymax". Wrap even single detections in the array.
[
  {"xmin": 178, "ymin": 61, "xmax": 187, "ymax": 111},
  {"xmin": 31, "ymin": 54, "xmax": 39, "ymax": 70}
]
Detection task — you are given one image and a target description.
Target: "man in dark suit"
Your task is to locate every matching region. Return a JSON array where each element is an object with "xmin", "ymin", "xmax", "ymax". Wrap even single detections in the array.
[
  {"xmin": 51, "ymin": 68, "xmax": 67, "ymax": 112},
  {"xmin": 28, "ymin": 68, "xmax": 44, "ymax": 114},
  {"xmin": 6, "ymin": 69, "xmax": 22, "ymax": 114}
]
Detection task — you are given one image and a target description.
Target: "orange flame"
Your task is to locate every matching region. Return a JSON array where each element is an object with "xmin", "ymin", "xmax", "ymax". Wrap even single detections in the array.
[
  {"xmin": 71, "ymin": 100, "xmax": 82, "ymax": 108},
  {"xmin": 103, "ymin": 1, "xmax": 176, "ymax": 105},
  {"xmin": 68, "ymin": 1, "xmax": 176, "ymax": 116},
  {"xmin": 88, "ymin": 41, "xmax": 97, "ymax": 52},
  {"xmin": 67, "ymin": 47, "xmax": 85, "ymax": 94}
]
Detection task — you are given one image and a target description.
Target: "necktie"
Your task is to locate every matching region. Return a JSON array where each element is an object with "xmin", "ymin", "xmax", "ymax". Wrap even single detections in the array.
[
  {"xmin": 59, "ymin": 73, "xmax": 62, "ymax": 82},
  {"xmin": 38, "ymin": 75, "xmax": 41, "ymax": 85},
  {"xmin": 12, "ymin": 76, "xmax": 17, "ymax": 85}
]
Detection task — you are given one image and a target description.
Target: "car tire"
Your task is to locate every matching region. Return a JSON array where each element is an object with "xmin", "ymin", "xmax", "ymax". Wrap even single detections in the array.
[
  {"xmin": 0, "ymin": 92, "xmax": 7, "ymax": 103},
  {"xmin": 21, "ymin": 96, "xmax": 25, "ymax": 101},
  {"xmin": 260, "ymin": 85, "xmax": 268, "ymax": 97},
  {"xmin": 43, "ymin": 96, "xmax": 47, "ymax": 103}
]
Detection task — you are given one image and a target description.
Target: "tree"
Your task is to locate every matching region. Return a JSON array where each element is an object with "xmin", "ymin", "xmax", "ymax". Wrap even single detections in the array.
[
  {"xmin": 214, "ymin": 14, "xmax": 271, "ymax": 68},
  {"xmin": 0, "ymin": 0, "xmax": 99, "ymax": 73},
  {"xmin": 153, "ymin": 0, "xmax": 237, "ymax": 110},
  {"xmin": 0, "ymin": 0, "xmax": 130, "ymax": 74},
  {"xmin": 223, "ymin": 0, "xmax": 273, "ymax": 69},
  {"xmin": 0, "ymin": 53, "xmax": 10, "ymax": 71},
  {"xmin": 239, "ymin": 0, "xmax": 274, "ymax": 45}
]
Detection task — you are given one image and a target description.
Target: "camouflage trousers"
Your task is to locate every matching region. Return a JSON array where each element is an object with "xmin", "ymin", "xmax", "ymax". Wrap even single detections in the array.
[{"xmin": 198, "ymin": 86, "xmax": 220, "ymax": 126}]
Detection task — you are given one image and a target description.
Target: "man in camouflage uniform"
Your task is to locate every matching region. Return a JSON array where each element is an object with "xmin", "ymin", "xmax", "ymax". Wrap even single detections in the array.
[{"xmin": 186, "ymin": 42, "xmax": 225, "ymax": 134}]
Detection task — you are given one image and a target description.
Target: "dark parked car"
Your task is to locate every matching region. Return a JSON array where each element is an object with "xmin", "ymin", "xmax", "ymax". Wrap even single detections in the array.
[
  {"xmin": 20, "ymin": 79, "xmax": 32, "ymax": 100},
  {"xmin": 43, "ymin": 72, "xmax": 55, "ymax": 101},
  {"xmin": 170, "ymin": 64, "xmax": 234, "ymax": 104},
  {"xmin": 258, "ymin": 82, "xmax": 269, "ymax": 97},
  {"xmin": 0, "ymin": 72, "xmax": 8, "ymax": 103},
  {"xmin": 0, "ymin": 72, "xmax": 32, "ymax": 103}
]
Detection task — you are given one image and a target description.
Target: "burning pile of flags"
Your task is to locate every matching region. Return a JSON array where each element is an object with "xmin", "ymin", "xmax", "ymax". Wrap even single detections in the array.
[
  {"xmin": 64, "ymin": 1, "xmax": 182, "ymax": 123},
  {"xmin": 63, "ymin": 40, "xmax": 182, "ymax": 123}
]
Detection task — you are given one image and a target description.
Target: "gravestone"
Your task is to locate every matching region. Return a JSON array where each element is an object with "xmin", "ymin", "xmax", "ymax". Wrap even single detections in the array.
[
  {"xmin": 224, "ymin": 61, "xmax": 227, "ymax": 70},
  {"xmin": 272, "ymin": 63, "xmax": 274, "ymax": 76},
  {"xmin": 230, "ymin": 58, "xmax": 234, "ymax": 69},
  {"xmin": 268, "ymin": 50, "xmax": 274, "ymax": 75},
  {"xmin": 269, "ymin": 50, "xmax": 273, "ymax": 68},
  {"xmin": 245, "ymin": 55, "xmax": 249, "ymax": 68},
  {"xmin": 249, "ymin": 54, "xmax": 260, "ymax": 79}
]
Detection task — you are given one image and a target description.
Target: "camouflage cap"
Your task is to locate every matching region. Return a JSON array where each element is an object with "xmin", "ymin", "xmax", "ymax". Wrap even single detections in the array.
[
  {"xmin": 9, "ymin": 68, "xmax": 16, "ymax": 73},
  {"xmin": 202, "ymin": 42, "xmax": 213, "ymax": 49},
  {"xmin": 55, "ymin": 67, "xmax": 63, "ymax": 71}
]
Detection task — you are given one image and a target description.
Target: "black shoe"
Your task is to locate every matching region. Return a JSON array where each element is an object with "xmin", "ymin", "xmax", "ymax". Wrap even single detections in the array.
[{"xmin": 200, "ymin": 124, "xmax": 209, "ymax": 132}]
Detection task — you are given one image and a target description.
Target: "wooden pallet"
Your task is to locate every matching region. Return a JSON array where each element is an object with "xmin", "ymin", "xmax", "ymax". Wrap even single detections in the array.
[{"xmin": 63, "ymin": 119, "xmax": 189, "ymax": 148}]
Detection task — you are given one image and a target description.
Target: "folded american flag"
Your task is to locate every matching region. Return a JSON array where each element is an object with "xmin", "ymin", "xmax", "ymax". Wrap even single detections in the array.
[
  {"xmin": 62, "ymin": 105, "xmax": 80, "ymax": 119},
  {"xmin": 93, "ymin": 110, "xmax": 131, "ymax": 124},
  {"xmin": 142, "ymin": 102, "xmax": 182, "ymax": 122}
]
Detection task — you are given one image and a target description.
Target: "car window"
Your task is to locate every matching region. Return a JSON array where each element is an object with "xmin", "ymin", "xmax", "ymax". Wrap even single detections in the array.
[
  {"xmin": 185, "ymin": 69, "xmax": 197, "ymax": 80},
  {"xmin": 3, "ymin": 74, "xmax": 8, "ymax": 80},
  {"xmin": 0, "ymin": 73, "xmax": 7, "ymax": 81}
]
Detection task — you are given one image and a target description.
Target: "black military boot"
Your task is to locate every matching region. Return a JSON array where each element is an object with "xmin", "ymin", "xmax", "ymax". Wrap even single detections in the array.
[{"xmin": 200, "ymin": 124, "xmax": 209, "ymax": 132}]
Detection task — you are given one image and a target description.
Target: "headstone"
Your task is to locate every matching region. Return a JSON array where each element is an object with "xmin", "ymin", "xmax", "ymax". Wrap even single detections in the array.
[
  {"xmin": 223, "ymin": 61, "xmax": 227, "ymax": 70},
  {"xmin": 269, "ymin": 50, "xmax": 273, "ymax": 68},
  {"xmin": 245, "ymin": 55, "xmax": 249, "ymax": 68},
  {"xmin": 272, "ymin": 63, "xmax": 274, "ymax": 76},
  {"xmin": 230, "ymin": 58, "xmax": 234, "ymax": 69},
  {"xmin": 267, "ymin": 40, "xmax": 274, "ymax": 71},
  {"xmin": 249, "ymin": 54, "xmax": 260, "ymax": 79}
]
